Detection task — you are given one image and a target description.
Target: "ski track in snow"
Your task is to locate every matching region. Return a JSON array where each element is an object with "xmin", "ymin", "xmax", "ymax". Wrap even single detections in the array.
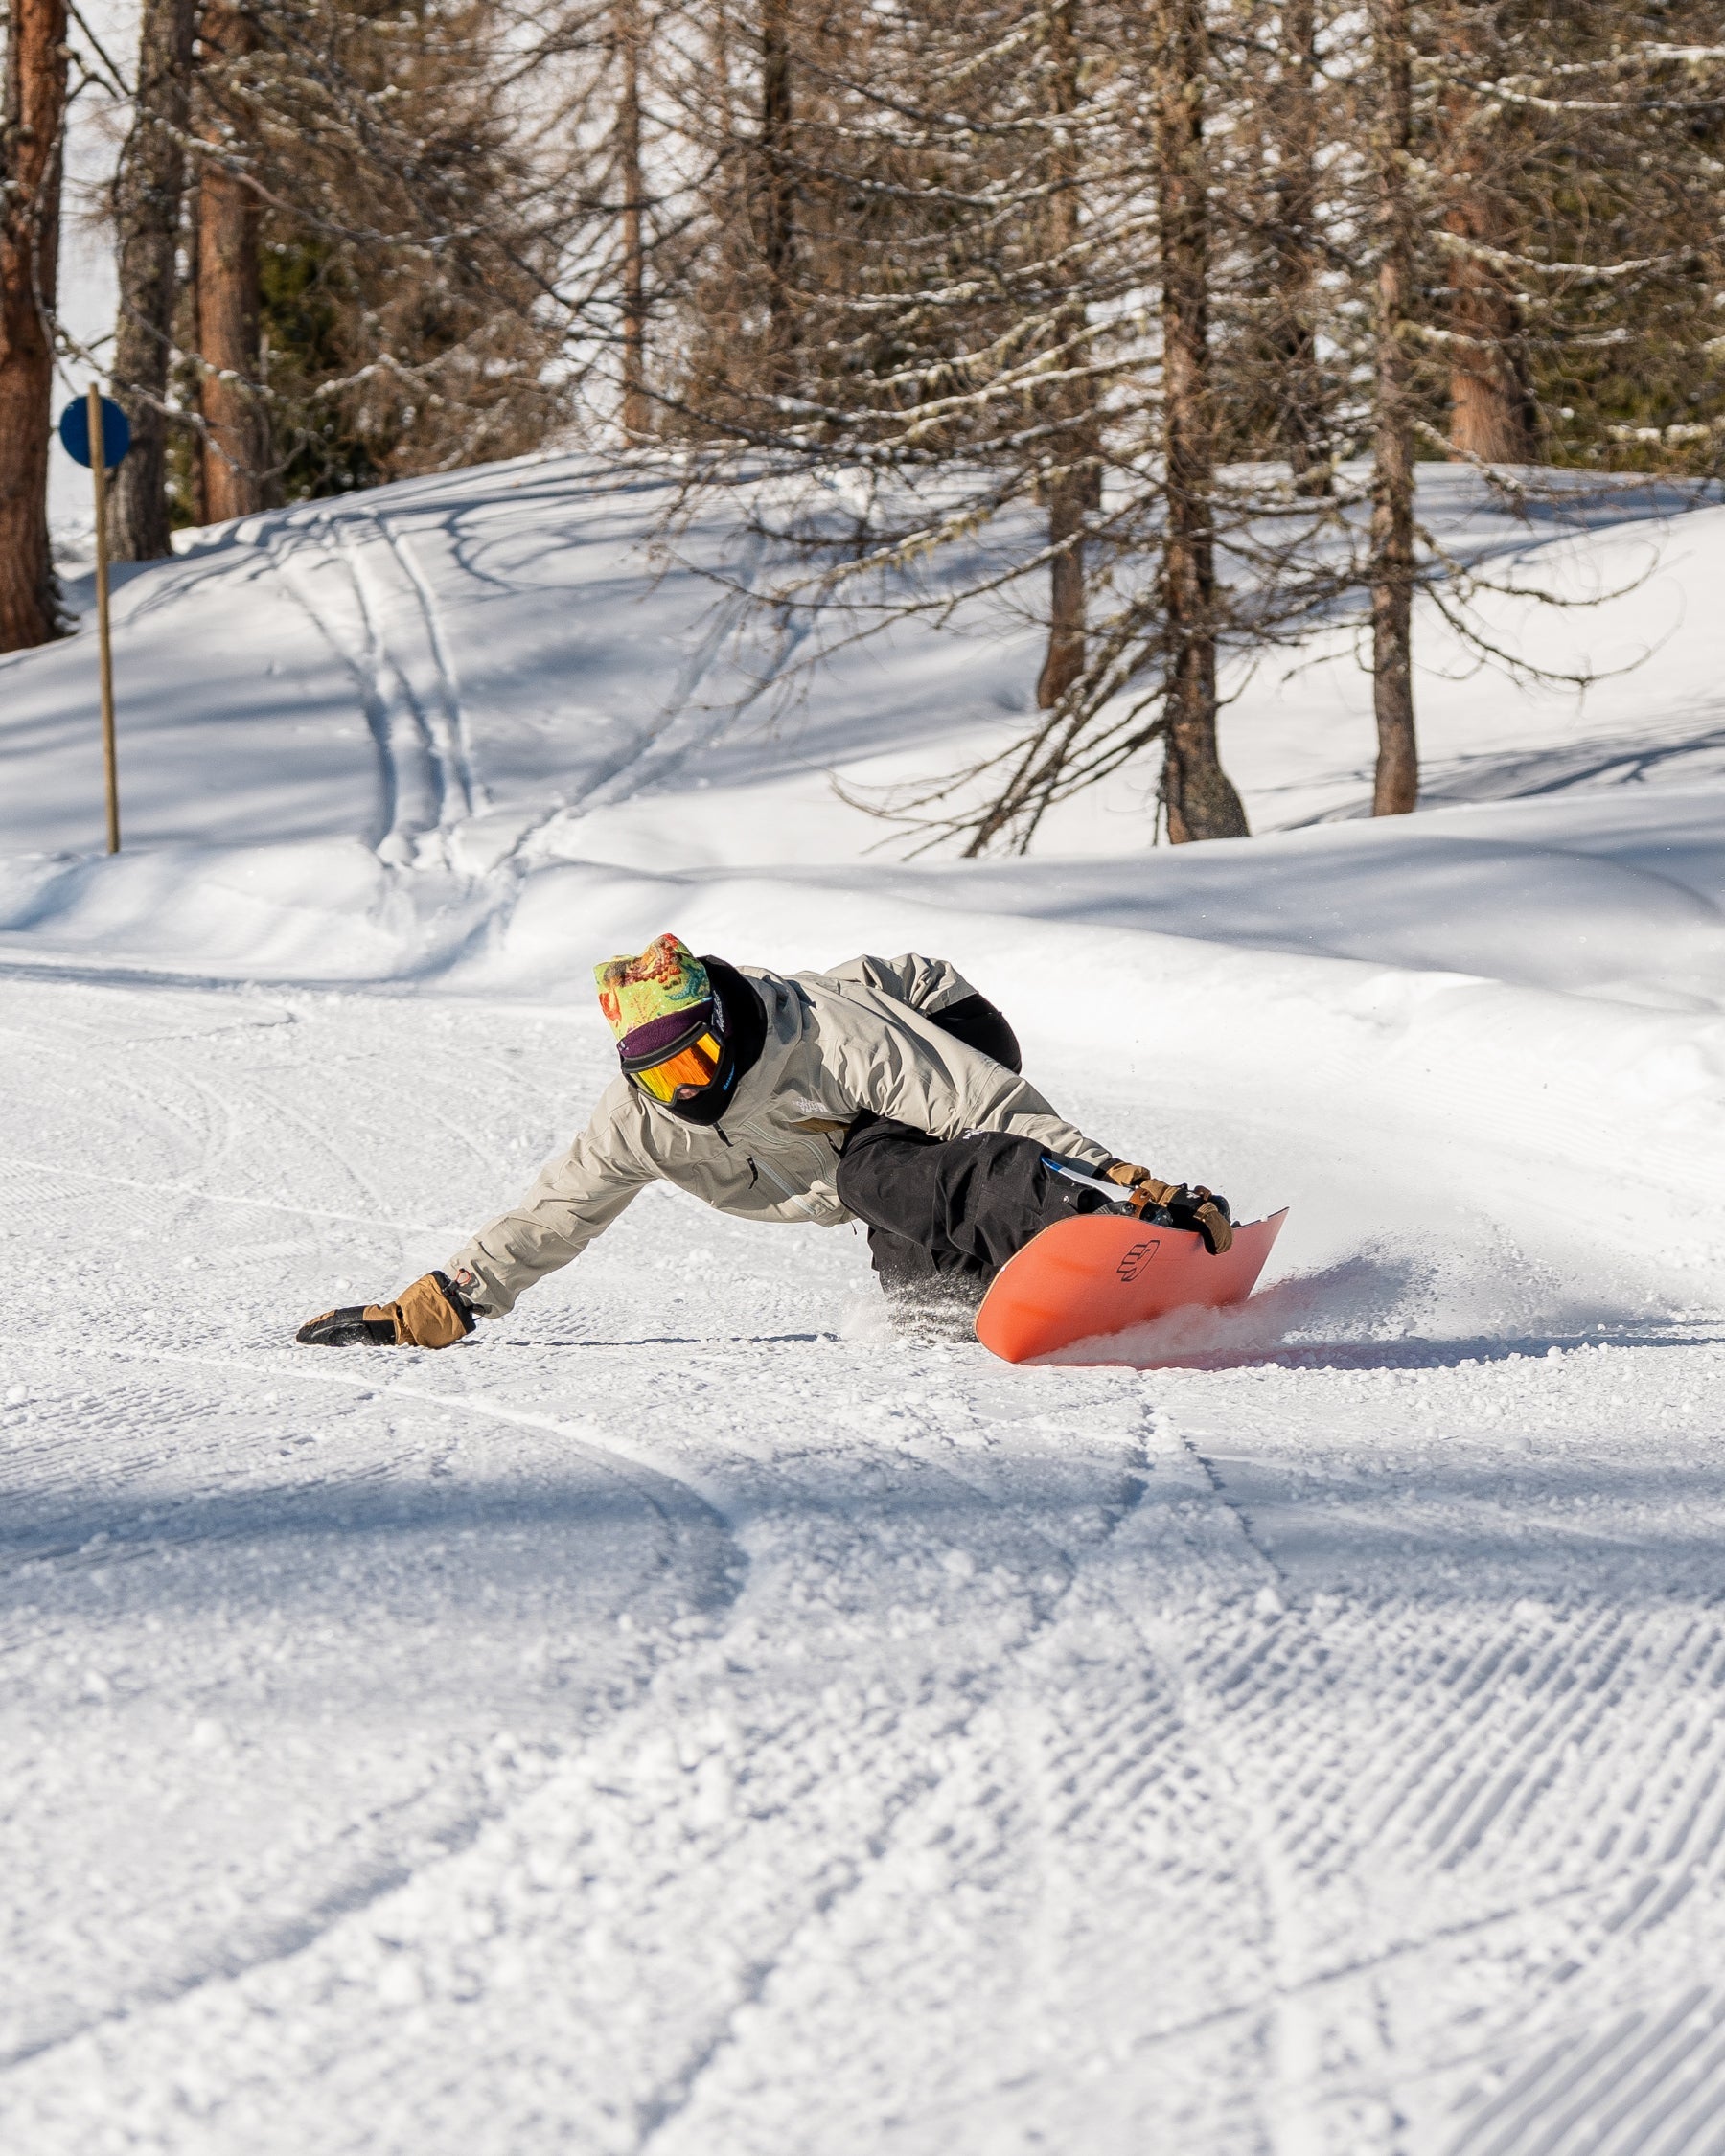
[
  {"xmin": 4, "ymin": 976, "xmax": 1725, "ymax": 2152},
  {"xmin": 261, "ymin": 493, "xmax": 786, "ymax": 886},
  {"xmin": 268, "ymin": 506, "xmax": 481, "ymax": 865}
]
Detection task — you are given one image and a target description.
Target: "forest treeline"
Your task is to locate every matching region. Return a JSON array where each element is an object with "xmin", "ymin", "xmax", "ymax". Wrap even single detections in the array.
[{"xmin": 2, "ymin": 0, "xmax": 1721, "ymax": 844}]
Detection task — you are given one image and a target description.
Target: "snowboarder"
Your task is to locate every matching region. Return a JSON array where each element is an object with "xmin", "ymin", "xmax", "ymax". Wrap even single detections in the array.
[{"xmin": 295, "ymin": 934, "xmax": 1233, "ymax": 1347}]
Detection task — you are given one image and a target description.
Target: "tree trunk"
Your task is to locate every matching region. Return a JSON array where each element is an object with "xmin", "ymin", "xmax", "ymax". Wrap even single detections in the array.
[
  {"xmin": 1440, "ymin": 4, "xmax": 1535, "ymax": 462},
  {"xmin": 196, "ymin": 0, "xmax": 266, "ymax": 524},
  {"xmin": 111, "ymin": 0, "xmax": 196, "ymax": 562},
  {"xmin": 1369, "ymin": 0, "xmax": 1418, "ymax": 815},
  {"xmin": 0, "ymin": 0, "xmax": 69, "ymax": 653},
  {"xmin": 1038, "ymin": 487, "xmax": 1089, "ymax": 708},
  {"xmin": 1155, "ymin": 0, "xmax": 1248, "ymax": 843},
  {"xmin": 181, "ymin": 177, "xmax": 207, "ymax": 525},
  {"xmin": 1272, "ymin": 0, "xmax": 1329, "ymax": 493},
  {"xmin": 1447, "ymin": 232, "xmax": 1533, "ymax": 462},
  {"xmin": 759, "ymin": 0, "xmax": 794, "ymax": 387},
  {"xmin": 1035, "ymin": 0, "xmax": 1097, "ymax": 711},
  {"xmin": 616, "ymin": 0, "xmax": 650, "ymax": 440}
]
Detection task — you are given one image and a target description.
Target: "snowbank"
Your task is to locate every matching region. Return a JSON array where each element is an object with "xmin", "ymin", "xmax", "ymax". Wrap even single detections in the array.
[{"xmin": 4, "ymin": 449, "xmax": 1725, "ymax": 1333}]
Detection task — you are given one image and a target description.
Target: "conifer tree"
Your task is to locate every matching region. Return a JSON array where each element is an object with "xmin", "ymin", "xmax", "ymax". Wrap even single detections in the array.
[
  {"xmin": 111, "ymin": 0, "xmax": 196, "ymax": 560},
  {"xmin": 0, "ymin": 0, "xmax": 69, "ymax": 650}
]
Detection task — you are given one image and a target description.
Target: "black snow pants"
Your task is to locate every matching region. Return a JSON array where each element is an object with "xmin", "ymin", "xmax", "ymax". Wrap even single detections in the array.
[
  {"xmin": 835, "ymin": 1117, "xmax": 1115, "ymax": 1305},
  {"xmin": 833, "ymin": 985, "xmax": 1105, "ymax": 1308}
]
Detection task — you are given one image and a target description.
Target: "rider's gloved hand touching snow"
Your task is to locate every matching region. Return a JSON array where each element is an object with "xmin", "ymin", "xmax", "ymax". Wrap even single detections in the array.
[
  {"xmin": 296, "ymin": 1270, "xmax": 478, "ymax": 1349},
  {"xmin": 1105, "ymin": 1162, "xmax": 1234, "ymax": 1253}
]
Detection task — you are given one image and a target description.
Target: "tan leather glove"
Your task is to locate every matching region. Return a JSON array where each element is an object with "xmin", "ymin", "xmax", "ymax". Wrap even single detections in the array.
[
  {"xmin": 1175, "ymin": 1188, "xmax": 1234, "ymax": 1254},
  {"xmin": 296, "ymin": 1271, "xmax": 477, "ymax": 1348},
  {"xmin": 1104, "ymin": 1164, "xmax": 1234, "ymax": 1254},
  {"xmin": 1104, "ymin": 1162, "xmax": 1181, "ymax": 1206}
]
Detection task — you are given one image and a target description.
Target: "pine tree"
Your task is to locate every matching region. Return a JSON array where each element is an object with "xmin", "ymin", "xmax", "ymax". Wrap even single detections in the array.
[
  {"xmin": 196, "ymin": 0, "xmax": 267, "ymax": 521},
  {"xmin": 0, "ymin": 0, "xmax": 69, "ymax": 650},
  {"xmin": 110, "ymin": 0, "xmax": 196, "ymax": 560},
  {"xmin": 1368, "ymin": 0, "xmax": 1418, "ymax": 814},
  {"xmin": 1155, "ymin": 0, "xmax": 1250, "ymax": 839}
]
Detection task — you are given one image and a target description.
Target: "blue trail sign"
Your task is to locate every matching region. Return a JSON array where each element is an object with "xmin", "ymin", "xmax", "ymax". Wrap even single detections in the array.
[{"xmin": 58, "ymin": 394, "xmax": 131, "ymax": 471}]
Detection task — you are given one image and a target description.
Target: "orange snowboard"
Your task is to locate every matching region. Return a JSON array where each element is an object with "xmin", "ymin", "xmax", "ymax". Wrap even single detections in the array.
[{"xmin": 975, "ymin": 1208, "xmax": 1289, "ymax": 1364}]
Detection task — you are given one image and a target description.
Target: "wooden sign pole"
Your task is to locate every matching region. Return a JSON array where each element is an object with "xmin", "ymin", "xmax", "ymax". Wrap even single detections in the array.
[{"xmin": 87, "ymin": 383, "xmax": 120, "ymax": 855}]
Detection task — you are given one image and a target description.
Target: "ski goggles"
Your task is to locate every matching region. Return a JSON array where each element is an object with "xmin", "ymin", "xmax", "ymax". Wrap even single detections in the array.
[{"xmin": 619, "ymin": 1018, "xmax": 727, "ymax": 1103}]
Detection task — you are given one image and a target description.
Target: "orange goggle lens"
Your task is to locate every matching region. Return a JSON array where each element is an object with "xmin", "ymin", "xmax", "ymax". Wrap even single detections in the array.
[{"xmin": 629, "ymin": 1030, "xmax": 725, "ymax": 1103}]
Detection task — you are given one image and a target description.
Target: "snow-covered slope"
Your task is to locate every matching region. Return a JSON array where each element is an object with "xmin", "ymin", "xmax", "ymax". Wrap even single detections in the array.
[
  {"xmin": 5, "ymin": 456, "xmax": 1725, "ymax": 2151},
  {"xmin": 6, "ymin": 455, "xmax": 1724, "ymax": 974}
]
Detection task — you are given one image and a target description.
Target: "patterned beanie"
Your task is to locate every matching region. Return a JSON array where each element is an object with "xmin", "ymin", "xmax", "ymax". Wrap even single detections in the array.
[{"xmin": 594, "ymin": 933, "xmax": 714, "ymax": 1059}]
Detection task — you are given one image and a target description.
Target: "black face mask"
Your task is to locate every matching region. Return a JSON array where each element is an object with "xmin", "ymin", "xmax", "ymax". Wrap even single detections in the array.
[{"xmin": 659, "ymin": 958, "xmax": 768, "ymax": 1125}]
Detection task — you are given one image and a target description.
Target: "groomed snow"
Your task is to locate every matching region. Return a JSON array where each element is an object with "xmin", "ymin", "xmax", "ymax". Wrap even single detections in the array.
[{"xmin": 4, "ymin": 455, "xmax": 1725, "ymax": 2151}]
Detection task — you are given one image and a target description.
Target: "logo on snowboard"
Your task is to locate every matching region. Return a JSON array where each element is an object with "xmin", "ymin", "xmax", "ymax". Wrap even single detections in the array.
[{"xmin": 1116, "ymin": 1238, "xmax": 1160, "ymax": 1282}]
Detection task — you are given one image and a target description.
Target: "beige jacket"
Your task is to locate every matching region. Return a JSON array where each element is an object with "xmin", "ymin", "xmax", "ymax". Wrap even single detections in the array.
[{"xmin": 447, "ymin": 953, "xmax": 1112, "ymax": 1315}]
